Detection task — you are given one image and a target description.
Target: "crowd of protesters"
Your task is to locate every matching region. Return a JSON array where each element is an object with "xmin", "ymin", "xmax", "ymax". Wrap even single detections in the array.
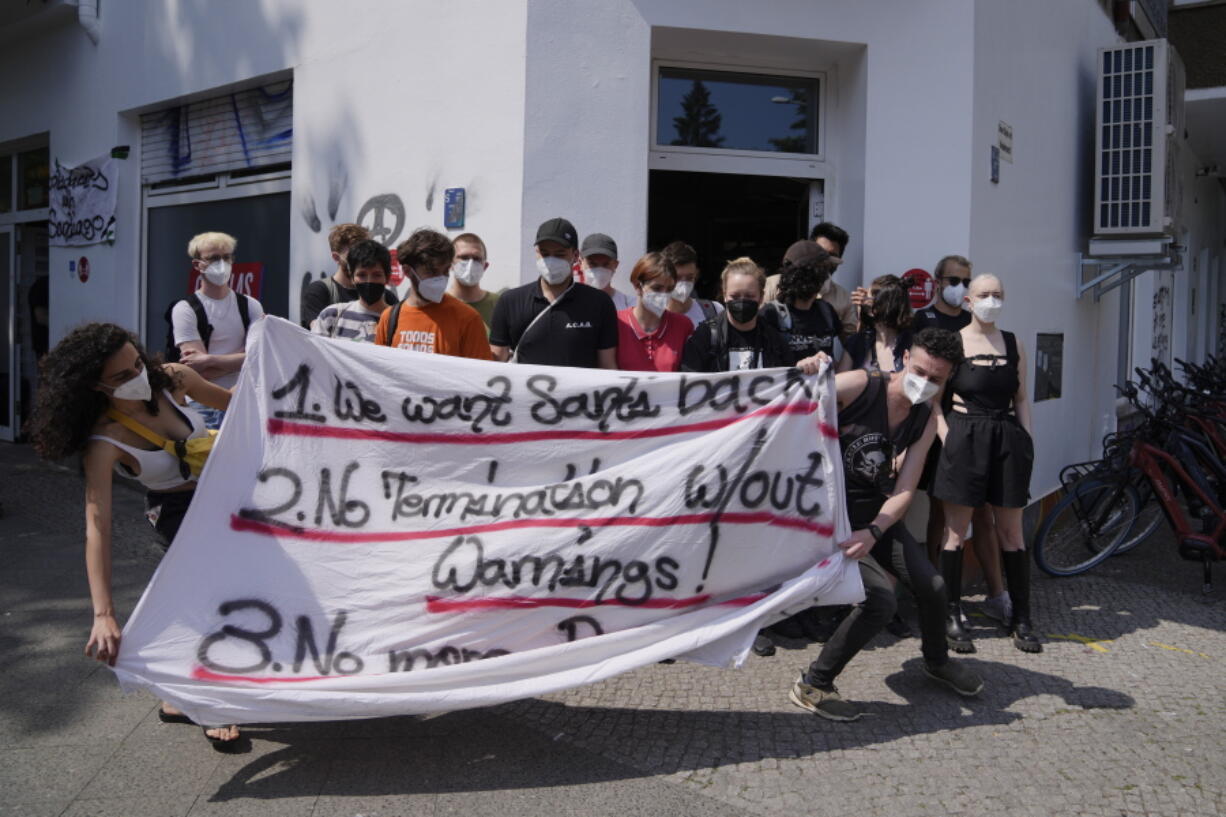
[{"xmin": 26, "ymin": 214, "xmax": 1038, "ymax": 745}]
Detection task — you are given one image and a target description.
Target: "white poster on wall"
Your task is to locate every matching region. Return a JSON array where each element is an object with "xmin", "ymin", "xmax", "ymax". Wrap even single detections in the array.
[
  {"xmin": 112, "ymin": 317, "xmax": 861, "ymax": 725},
  {"xmin": 48, "ymin": 154, "xmax": 118, "ymax": 246}
]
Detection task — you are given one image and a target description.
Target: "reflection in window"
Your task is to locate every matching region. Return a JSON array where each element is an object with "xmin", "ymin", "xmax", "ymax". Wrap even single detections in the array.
[
  {"xmin": 657, "ymin": 67, "xmax": 819, "ymax": 155},
  {"xmin": 18, "ymin": 147, "xmax": 49, "ymax": 210},
  {"xmin": 0, "ymin": 156, "xmax": 11, "ymax": 213}
]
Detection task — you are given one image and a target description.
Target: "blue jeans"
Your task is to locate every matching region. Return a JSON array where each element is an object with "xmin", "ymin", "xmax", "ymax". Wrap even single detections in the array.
[{"xmin": 188, "ymin": 399, "xmax": 225, "ymax": 431}]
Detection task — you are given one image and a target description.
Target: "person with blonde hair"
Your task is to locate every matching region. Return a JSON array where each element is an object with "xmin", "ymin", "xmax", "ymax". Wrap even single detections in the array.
[
  {"xmin": 933, "ymin": 274, "xmax": 1040, "ymax": 654},
  {"xmin": 680, "ymin": 257, "xmax": 792, "ymax": 373},
  {"xmin": 170, "ymin": 231, "xmax": 264, "ymax": 429}
]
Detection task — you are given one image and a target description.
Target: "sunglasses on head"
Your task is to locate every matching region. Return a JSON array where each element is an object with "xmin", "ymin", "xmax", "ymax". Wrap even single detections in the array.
[{"xmin": 942, "ymin": 276, "xmax": 971, "ymax": 287}]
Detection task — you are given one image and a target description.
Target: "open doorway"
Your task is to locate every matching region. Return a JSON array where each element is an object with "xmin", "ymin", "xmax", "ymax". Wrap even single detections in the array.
[{"xmin": 647, "ymin": 170, "xmax": 815, "ymax": 300}]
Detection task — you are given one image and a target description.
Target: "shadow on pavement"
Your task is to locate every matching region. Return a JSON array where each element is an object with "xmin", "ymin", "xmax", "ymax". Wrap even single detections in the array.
[{"xmin": 194, "ymin": 657, "xmax": 1133, "ymax": 803}]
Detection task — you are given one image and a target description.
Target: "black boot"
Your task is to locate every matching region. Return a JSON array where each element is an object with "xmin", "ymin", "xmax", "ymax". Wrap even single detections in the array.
[
  {"xmin": 1002, "ymin": 550, "xmax": 1042, "ymax": 653},
  {"xmin": 940, "ymin": 549, "xmax": 975, "ymax": 654}
]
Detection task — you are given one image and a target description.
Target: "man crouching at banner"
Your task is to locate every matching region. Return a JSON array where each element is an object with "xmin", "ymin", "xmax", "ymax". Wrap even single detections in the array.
[{"xmin": 790, "ymin": 328, "xmax": 983, "ymax": 722}]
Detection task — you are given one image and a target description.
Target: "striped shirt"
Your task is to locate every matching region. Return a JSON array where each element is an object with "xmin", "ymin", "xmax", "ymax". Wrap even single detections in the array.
[{"xmin": 310, "ymin": 300, "xmax": 387, "ymax": 343}]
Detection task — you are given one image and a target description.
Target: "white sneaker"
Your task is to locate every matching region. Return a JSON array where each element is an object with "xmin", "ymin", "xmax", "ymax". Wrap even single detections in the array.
[{"xmin": 981, "ymin": 591, "xmax": 1013, "ymax": 626}]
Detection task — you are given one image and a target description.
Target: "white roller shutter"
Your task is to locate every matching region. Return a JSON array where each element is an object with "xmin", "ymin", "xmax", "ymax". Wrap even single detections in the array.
[{"xmin": 140, "ymin": 80, "xmax": 292, "ymax": 184}]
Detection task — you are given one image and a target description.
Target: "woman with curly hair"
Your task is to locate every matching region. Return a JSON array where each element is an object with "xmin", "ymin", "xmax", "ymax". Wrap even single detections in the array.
[
  {"xmin": 760, "ymin": 240, "xmax": 845, "ymax": 365},
  {"xmin": 28, "ymin": 322, "xmax": 240, "ymax": 751}
]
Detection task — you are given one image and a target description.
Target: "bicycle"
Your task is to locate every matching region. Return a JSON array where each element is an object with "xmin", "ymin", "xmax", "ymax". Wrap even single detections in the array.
[{"xmin": 1033, "ymin": 368, "xmax": 1226, "ymax": 591}]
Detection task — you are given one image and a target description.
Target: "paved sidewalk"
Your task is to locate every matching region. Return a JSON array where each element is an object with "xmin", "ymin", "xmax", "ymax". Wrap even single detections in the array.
[{"xmin": 1, "ymin": 443, "xmax": 1223, "ymax": 817}]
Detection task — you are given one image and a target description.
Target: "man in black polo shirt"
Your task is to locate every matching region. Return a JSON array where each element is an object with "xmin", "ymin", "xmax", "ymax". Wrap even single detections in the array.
[
  {"xmin": 490, "ymin": 217, "xmax": 618, "ymax": 368},
  {"xmin": 913, "ymin": 255, "xmax": 973, "ymax": 334}
]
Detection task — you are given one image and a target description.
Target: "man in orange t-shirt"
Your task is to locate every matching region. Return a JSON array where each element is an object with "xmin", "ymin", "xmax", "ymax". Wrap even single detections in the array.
[{"xmin": 374, "ymin": 228, "xmax": 492, "ymax": 360}]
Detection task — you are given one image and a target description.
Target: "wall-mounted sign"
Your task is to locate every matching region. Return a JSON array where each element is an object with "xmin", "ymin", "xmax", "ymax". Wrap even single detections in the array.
[
  {"xmin": 1034, "ymin": 332, "xmax": 1064, "ymax": 402},
  {"xmin": 902, "ymin": 268, "xmax": 934, "ymax": 309},
  {"xmin": 997, "ymin": 121, "xmax": 1013, "ymax": 163},
  {"xmin": 76, "ymin": 256, "xmax": 90, "ymax": 283},
  {"xmin": 990, "ymin": 145, "xmax": 1001, "ymax": 184},
  {"xmin": 444, "ymin": 188, "xmax": 466, "ymax": 229},
  {"xmin": 188, "ymin": 262, "xmax": 264, "ymax": 298}
]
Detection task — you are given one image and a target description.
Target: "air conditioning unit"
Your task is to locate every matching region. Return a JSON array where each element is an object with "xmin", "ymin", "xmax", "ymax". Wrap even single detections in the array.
[{"xmin": 1094, "ymin": 39, "xmax": 1185, "ymax": 237}]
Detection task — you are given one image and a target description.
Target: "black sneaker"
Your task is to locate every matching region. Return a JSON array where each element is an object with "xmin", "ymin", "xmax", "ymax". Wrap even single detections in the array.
[
  {"xmin": 752, "ymin": 632, "xmax": 776, "ymax": 657},
  {"xmin": 923, "ymin": 660, "xmax": 984, "ymax": 697},
  {"xmin": 788, "ymin": 675, "xmax": 862, "ymax": 722},
  {"xmin": 1010, "ymin": 619, "xmax": 1043, "ymax": 653}
]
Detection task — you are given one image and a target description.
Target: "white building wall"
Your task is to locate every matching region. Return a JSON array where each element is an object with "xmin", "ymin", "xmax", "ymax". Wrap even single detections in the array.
[
  {"xmin": 0, "ymin": 0, "xmax": 529, "ymax": 338},
  {"xmin": 521, "ymin": 0, "xmax": 976, "ymax": 295},
  {"xmin": 967, "ymin": 0, "xmax": 1124, "ymax": 498}
]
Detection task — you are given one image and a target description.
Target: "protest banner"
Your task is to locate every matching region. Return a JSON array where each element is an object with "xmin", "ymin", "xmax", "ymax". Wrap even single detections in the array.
[
  {"xmin": 113, "ymin": 317, "xmax": 862, "ymax": 725},
  {"xmin": 48, "ymin": 154, "xmax": 118, "ymax": 246}
]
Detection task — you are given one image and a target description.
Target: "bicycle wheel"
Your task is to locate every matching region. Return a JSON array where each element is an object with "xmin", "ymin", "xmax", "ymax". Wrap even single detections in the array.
[
  {"xmin": 1033, "ymin": 478, "xmax": 1139, "ymax": 576},
  {"xmin": 1112, "ymin": 484, "xmax": 1163, "ymax": 555}
]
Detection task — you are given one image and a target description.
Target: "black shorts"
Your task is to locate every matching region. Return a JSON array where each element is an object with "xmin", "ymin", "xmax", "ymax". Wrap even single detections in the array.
[
  {"xmin": 145, "ymin": 488, "xmax": 196, "ymax": 550},
  {"xmin": 932, "ymin": 412, "xmax": 1033, "ymax": 508}
]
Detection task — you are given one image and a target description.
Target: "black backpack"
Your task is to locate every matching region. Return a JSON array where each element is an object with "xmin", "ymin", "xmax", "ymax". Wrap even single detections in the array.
[{"xmin": 164, "ymin": 292, "xmax": 251, "ymax": 362}]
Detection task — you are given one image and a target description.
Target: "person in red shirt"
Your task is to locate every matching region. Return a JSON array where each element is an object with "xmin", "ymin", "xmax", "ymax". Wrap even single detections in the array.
[{"xmin": 615, "ymin": 252, "xmax": 694, "ymax": 372}]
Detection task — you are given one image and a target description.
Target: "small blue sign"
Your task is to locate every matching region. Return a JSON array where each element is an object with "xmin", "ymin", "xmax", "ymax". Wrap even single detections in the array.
[
  {"xmin": 444, "ymin": 188, "xmax": 466, "ymax": 229},
  {"xmin": 990, "ymin": 145, "xmax": 1000, "ymax": 184}
]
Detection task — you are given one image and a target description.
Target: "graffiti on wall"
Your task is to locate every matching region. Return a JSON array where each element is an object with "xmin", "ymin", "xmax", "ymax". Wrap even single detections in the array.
[
  {"xmin": 140, "ymin": 81, "xmax": 293, "ymax": 184},
  {"xmin": 1152, "ymin": 283, "xmax": 1171, "ymax": 366}
]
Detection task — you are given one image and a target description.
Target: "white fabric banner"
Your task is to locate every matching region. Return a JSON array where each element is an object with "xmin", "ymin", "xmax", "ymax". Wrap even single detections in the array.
[
  {"xmin": 48, "ymin": 154, "xmax": 119, "ymax": 246},
  {"xmin": 113, "ymin": 317, "xmax": 862, "ymax": 724}
]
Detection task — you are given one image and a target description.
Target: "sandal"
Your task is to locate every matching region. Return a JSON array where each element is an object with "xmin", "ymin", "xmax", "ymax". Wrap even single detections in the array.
[
  {"xmin": 157, "ymin": 707, "xmax": 194, "ymax": 725},
  {"xmin": 202, "ymin": 725, "xmax": 243, "ymax": 753}
]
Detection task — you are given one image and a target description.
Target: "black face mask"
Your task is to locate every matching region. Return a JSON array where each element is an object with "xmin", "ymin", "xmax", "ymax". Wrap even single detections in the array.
[
  {"xmin": 726, "ymin": 298, "xmax": 760, "ymax": 323},
  {"xmin": 355, "ymin": 281, "xmax": 386, "ymax": 305}
]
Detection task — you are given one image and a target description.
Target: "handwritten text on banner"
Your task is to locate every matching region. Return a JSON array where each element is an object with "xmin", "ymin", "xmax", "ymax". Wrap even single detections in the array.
[{"xmin": 113, "ymin": 317, "xmax": 861, "ymax": 724}]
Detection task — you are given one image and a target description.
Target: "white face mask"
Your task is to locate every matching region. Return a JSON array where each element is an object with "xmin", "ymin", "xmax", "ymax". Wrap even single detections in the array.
[
  {"xmin": 640, "ymin": 290, "xmax": 671, "ymax": 317},
  {"xmin": 585, "ymin": 266, "xmax": 614, "ymax": 290},
  {"xmin": 537, "ymin": 255, "xmax": 572, "ymax": 285},
  {"xmin": 670, "ymin": 280, "xmax": 694, "ymax": 302},
  {"xmin": 413, "ymin": 272, "xmax": 449, "ymax": 304},
  {"xmin": 202, "ymin": 259, "xmax": 232, "ymax": 286},
  {"xmin": 970, "ymin": 296, "xmax": 1003, "ymax": 323},
  {"xmin": 109, "ymin": 366, "xmax": 152, "ymax": 402},
  {"xmin": 452, "ymin": 258, "xmax": 485, "ymax": 287},
  {"xmin": 902, "ymin": 371, "xmax": 940, "ymax": 405},
  {"xmin": 941, "ymin": 282, "xmax": 967, "ymax": 308}
]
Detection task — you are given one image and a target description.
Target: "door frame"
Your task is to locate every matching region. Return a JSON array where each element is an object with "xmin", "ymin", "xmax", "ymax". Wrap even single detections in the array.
[
  {"xmin": 0, "ymin": 225, "xmax": 16, "ymax": 441},
  {"xmin": 139, "ymin": 172, "xmax": 291, "ymax": 341}
]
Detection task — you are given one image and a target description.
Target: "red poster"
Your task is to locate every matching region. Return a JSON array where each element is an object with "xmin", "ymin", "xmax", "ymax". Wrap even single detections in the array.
[
  {"xmin": 187, "ymin": 262, "xmax": 264, "ymax": 298},
  {"xmin": 903, "ymin": 268, "xmax": 934, "ymax": 309},
  {"xmin": 388, "ymin": 248, "xmax": 403, "ymax": 286}
]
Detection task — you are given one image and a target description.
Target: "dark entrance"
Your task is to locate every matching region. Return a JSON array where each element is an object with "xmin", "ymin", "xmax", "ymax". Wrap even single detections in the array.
[{"xmin": 647, "ymin": 170, "xmax": 812, "ymax": 300}]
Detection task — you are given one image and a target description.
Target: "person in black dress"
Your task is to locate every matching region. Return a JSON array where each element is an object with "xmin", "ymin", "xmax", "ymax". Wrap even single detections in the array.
[{"xmin": 933, "ymin": 274, "xmax": 1040, "ymax": 654}]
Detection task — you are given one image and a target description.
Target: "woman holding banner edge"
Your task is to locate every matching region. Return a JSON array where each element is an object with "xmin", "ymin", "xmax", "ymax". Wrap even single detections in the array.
[{"xmin": 28, "ymin": 322, "xmax": 243, "ymax": 751}]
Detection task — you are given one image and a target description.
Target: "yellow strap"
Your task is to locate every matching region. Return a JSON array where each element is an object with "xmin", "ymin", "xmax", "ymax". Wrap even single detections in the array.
[{"xmin": 105, "ymin": 409, "xmax": 171, "ymax": 450}]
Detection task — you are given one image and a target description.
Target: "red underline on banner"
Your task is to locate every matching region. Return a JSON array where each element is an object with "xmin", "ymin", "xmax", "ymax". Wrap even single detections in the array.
[
  {"xmin": 266, "ymin": 401, "xmax": 836, "ymax": 444},
  {"xmin": 191, "ymin": 666, "xmax": 329, "ymax": 684},
  {"xmin": 422, "ymin": 593, "xmax": 761, "ymax": 612},
  {"xmin": 230, "ymin": 511, "xmax": 835, "ymax": 543}
]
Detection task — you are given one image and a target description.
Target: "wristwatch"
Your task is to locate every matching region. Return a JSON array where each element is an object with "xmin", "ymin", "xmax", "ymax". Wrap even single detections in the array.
[{"xmin": 868, "ymin": 524, "xmax": 884, "ymax": 542}]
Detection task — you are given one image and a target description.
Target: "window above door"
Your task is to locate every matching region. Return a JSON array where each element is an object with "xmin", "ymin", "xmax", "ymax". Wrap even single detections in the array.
[{"xmin": 653, "ymin": 63, "xmax": 825, "ymax": 161}]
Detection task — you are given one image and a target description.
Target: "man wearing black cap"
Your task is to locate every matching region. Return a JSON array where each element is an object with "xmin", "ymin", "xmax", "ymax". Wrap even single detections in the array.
[
  {"xmin": 489, "ymin": 217, "xmax": 619, "ymax": 368},
  {"xmin": 580, "ymin": 233, "xmax": 635, "ymax": 311}
]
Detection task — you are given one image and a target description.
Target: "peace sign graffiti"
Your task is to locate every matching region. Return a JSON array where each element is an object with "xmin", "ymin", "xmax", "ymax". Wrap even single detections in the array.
[{"xmin": 356, "ymin": 194, "xmax": 406, "ymax": 247}]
